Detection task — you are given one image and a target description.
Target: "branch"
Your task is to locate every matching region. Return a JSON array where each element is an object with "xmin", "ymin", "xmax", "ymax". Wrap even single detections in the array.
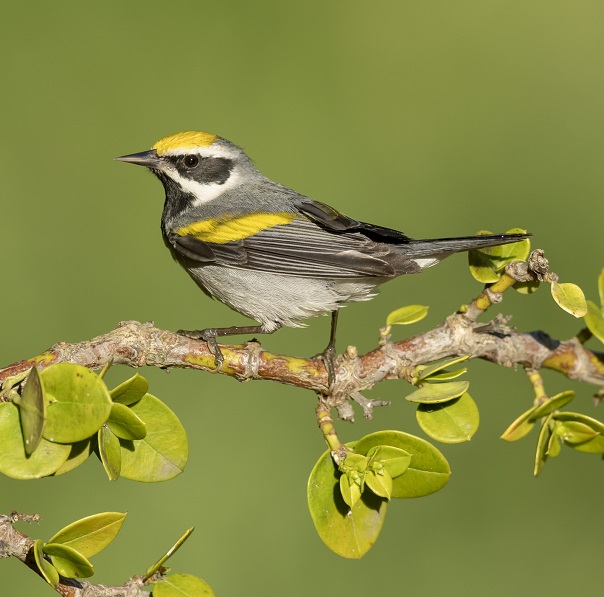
[
  {"xmin": 0, "ymin": 513, "xmax": 149, "ymax": 597},
  {"xmin": 1, "ymin": 317, "xmax": 602, "ymax": 411}
]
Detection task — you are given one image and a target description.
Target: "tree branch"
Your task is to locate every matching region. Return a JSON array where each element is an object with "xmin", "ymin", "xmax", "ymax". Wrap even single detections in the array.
[{"xmin": 1, "ymin": 316, "xmax": 602, "ymax": 414}]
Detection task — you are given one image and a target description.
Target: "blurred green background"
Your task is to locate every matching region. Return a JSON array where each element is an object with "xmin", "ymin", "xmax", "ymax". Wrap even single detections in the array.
[{"xmin": 1, "ymin": 1, "xmax": 603, "ymax": 595}]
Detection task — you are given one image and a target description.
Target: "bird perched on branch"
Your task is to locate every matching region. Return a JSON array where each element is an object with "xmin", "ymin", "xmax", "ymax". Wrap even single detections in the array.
[{"xmin": 117, "ymin": 131, "xmax": 529, "ymax": 384}]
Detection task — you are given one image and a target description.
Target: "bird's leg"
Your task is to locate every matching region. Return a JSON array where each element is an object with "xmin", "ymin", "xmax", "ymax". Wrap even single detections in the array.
[
  {"xmin": 320, "ymin": 311, "xmax": 339, "ymax": 390},
  {"xmin": 178, "ymin": 324, "xmax": 279, "ymax": 370}
]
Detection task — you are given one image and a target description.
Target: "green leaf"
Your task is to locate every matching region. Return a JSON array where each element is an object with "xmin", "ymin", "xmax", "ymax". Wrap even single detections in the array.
[
  {"xmin": 354, "ymin": 431, "xmax": 450, "ymax": 498},
  {"xmin": 308, "ymin": 449, "xmax": 387, "ymax": 558},
  {"xmin": 547, "ymin": 427, "xmax": 561, "ymax": 457},
  {"xmin": 553, "ymin": 412, "xmax": 604, "ymax": 434},
  {"xmin": 145, "ymin": 527, "xmax": 195, "ymax": 580},
  {"xmin": 468, "ymin": 228, "xmax": 530, "ymax": 281},
  {"xmin": 118, "ymin": 394, "xmax": 188, "ymax": 482},
  {"xmin": 501, "ymin": 406, "xmax": 538, "ymax": 441},
  {"xmin": 555, "ymin": 421, "xmax": 599, "ymax": 445},
  {"xmin": 417, "ymin": 356, "xmax": 469, "ymax": 381},
  {"xmin": 513, "ymin": 279, "xmax": 541, "ymax": 295},
  {"xmin": 468, "ymin": 248, "xmax": 500, "ymax": 283},
  {"xmin": 41, "ymin": 364, "xmax": 112, "ymax": 443},
  {"xmin": 567, "ymin": 434, "xmax": 604, "ymax": 454},
  {"xmin": 426, "ymin": 368, "xmax": 468, "ymax": 381},
  {"xmin": 47, "ymin": 512, "xmax": 126, "ymax": 558},
  {"xmin": 339, "ymin": 472, "xmax": 362, "ymax": 508},
  {"xmin": 365, "ymin": 445, "xmax": 411, "ymax": 479},
  {"xmin": 405, "ymin": 380, "xmax": 469, "ymax": 404},
  {"xmin": 599, "ymin": 267, "xmax": 604, "ymax": 309},
  {"xmin": 339, "ymin": 452, "xmax": 368, "ymax": 473},
  {"xmin": 386, "ymin": 304, "xmax": 429, "ymax": 326},
  {"xmin": 110, "ymin": 373, "xmax": 149, "ymax": 405},
  {"xmin": 584, "ymin": 300, "xmax": 604, "ymax": 344},
  {"xmin": 98, "ymin": 425, "xmax": 121, "ymax": 480},
  {"xmin": 154, "ymin": 574, "xmax": 215, "ymax": 597},
  {"xmin": 18, "ymin": 366, "xmax": 45, "ymax": 455},
  {"xmin": 534, "ymin": 416, "xmax": 554, "ymax": 476},
  {"xmin": 416, "ymin": 392, "xmax": 480, "ymax": 443},
  {"xmin": 365, "ymin": 469, "xmax": 393, "ymax": 500},
  {"xmin": 486, "ymin": 228, "xmax": 531, "ymax": 264},
  {"xmin": 2, "ymin": 370, "xmax": 31, "ymax": 395},
  {"xmin": 33, "ymin": 539, "xmax": 59, "ymax": 587},
  {"xmin": 0, "ymin": 402, "xmax": 70, "ymax": 479},
  {"xmin": 53, "ymin": 438, "xmax": 94, "ymax": 476},
  {"xmin": 43, "ymin": 543, "xmax": 94, "ymax": 578},
  {"xmin": 107, "ymin": 402, "xmax": 147, "ymax": 440},
  {"xmin": 550, "ymin": 281, "xmax": 588, "ymax": 318},
  {"xmin": 528, "ymin": 391, "xmax": 575, "ymax": 421}
]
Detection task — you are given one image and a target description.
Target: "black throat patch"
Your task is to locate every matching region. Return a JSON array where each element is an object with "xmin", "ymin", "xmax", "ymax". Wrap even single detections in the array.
[{"xmin": 154, "ymin": 170, "xmax": 196, "ymax": 226}]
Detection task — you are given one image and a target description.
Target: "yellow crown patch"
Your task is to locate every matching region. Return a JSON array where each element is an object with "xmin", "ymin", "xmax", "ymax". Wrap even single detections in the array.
[{"xmin": 153, "ymin": 131, "xmax": 219, "ymax": 155}]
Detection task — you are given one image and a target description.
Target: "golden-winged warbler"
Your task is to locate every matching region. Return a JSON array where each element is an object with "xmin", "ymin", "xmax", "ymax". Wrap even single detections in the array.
[{"xmin": 117, "ymin": 131, "xmax": 529, "ymax": 383}]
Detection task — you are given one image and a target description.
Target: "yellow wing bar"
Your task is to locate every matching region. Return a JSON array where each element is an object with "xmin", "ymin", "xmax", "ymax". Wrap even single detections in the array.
[{"xmin": 176, "ymin": 212, "xmax": 296, "ymax": 244}]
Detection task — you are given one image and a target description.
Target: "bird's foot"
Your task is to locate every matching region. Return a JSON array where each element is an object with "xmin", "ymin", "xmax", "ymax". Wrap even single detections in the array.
[
  {"xmin": 319, "ymin": 342, "xmax": 337, "ymax": 392},
  {"xmin": 177, "ymin": 328, "xmax": 224, "ymax": 371}
]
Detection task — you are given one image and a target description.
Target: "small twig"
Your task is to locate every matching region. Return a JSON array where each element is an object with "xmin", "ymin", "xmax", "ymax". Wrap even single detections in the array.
[
  {"xmin": 464, "ymin": 250, "xmax": 556, "ymax": 320},
  {"xmin": 349, "ymin": 392, "xmax": 391, "ymax": 420},
  {"xmin": 316, "ymin": 399, "xmax": 349, "ymax": 464},
  {"xmin": 525, "ymin": 368, "xmax": 547, "ymax": 403},
  {"xmin": 466, "ymin": 272, "xmax": 518, "ymax": 319},
  {"xmin": 576, "ymin": 327, "xmax": 593, "ymax": 345},
  {"xmin": 0, "ymin": 513, "xmax": 150, "ymax": 597}
]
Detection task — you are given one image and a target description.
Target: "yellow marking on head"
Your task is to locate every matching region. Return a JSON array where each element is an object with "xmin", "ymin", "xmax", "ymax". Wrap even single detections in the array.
[
  {"xmin": 177, "ymin": 212, "xmax": 296, "ymax": 244},
  {"xmin": 153, "ymin": 131, "xmax": 219, "ymax": 155}
]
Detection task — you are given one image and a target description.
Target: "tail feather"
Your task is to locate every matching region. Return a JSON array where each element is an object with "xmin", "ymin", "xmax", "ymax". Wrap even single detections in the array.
[{"xmin": 400, "ymin": 232, "xmax": 530, "ymax": 258}]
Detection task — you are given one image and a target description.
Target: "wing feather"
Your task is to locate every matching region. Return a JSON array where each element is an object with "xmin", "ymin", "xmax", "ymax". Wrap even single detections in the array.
[
  {"xmin": 169, "ymin": 215, "xmax": 406, "ymax": 278},
  {"xmin": 167, "ymin": 200, "xmax": 528, "ymax": 280}
]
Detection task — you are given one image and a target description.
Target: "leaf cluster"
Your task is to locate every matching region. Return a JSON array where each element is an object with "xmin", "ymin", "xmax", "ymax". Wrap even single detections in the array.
[
  {"xmin": 502, "ymin": 390, "xmax": 604, "ymax": 475},
  {"xmin": 311, "ymin": 258, "xmax": 603, "ymax": 558},
  {"xmin": 33, "ymin": 512, "xmax": 126, "ymax": 586},
  {"xmin": 0, "ymin": 363, "xmax": 188, "ymax": 482},
  {"xmin": 26, "ymin": 512, "xmax": 213, "ymax": 596},
  {"xmin": 308, "ymin": 431, "xmax": 450, "ymax": 558},
  {"xmin": 497, "ymin": 267, "xmax": 604, "ymax": 474},
  {"xmin": 407, "ymin": 356, "xmax": 479, "ymax": 444},
  {"xmin": 306, "ymin": 354, "xmax": 484, "ymax": 558},
  {"xmin": 468, "ymin": 230, "xmax": 588, "ymax": 317},
  {"xmin": 468, "ymin": 228, "xmax": 531, "ymax": 284}
]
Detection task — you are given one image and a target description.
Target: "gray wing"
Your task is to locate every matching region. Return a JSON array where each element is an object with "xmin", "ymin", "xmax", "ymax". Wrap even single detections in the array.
[
  {"xmin": 168, "ymin": 203, "xmax": 420, "ymax": 279},
  {"xmin": 238, "ymin": 217, "xmax": 412, "ymax": 278},
  {"xmin": 167, "ymin": 200, "xmax": 527, "ymax": 278}
]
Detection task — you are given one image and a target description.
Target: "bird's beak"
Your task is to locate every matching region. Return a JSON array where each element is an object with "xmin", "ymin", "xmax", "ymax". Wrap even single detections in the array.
[{"xmin": 115, "ymin": 149, "xmax": 161, "ymax": 168}]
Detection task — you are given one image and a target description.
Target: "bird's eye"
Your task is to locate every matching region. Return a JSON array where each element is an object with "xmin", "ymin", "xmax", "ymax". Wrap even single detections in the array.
[{"xmin": 183, "ymin": 155, "xmax": 199, "ymax": 168}]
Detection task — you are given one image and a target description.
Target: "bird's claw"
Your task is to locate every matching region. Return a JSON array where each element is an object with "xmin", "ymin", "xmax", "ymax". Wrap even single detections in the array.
[
  {"xmin": 201, "ymin": 331, "xmax": 224, "ymax": 371},
  {"xmin": 177, "ymin": 328, "xmax": 224, "ymax": 371},
  {"xmin": 320, "ymin": 344, "xmax": 337, "ymax": 392}
]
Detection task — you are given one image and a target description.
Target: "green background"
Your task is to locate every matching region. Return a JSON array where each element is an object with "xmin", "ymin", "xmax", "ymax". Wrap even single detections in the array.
[{"xmin": 1, "ymin": 1, "xmax": 603, "ymax": 595}]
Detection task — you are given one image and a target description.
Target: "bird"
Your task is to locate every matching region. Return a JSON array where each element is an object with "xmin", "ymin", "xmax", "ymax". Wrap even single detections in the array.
[{"xmin": 116, "ymin": 131, "xmax": 529, "ymax": 385}]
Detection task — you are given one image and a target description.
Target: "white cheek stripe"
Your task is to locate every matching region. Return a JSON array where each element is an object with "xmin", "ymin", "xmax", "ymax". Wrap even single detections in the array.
[{"xmin": 168, "ymin": 168, "xmax": 241, "ymax": 206}]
